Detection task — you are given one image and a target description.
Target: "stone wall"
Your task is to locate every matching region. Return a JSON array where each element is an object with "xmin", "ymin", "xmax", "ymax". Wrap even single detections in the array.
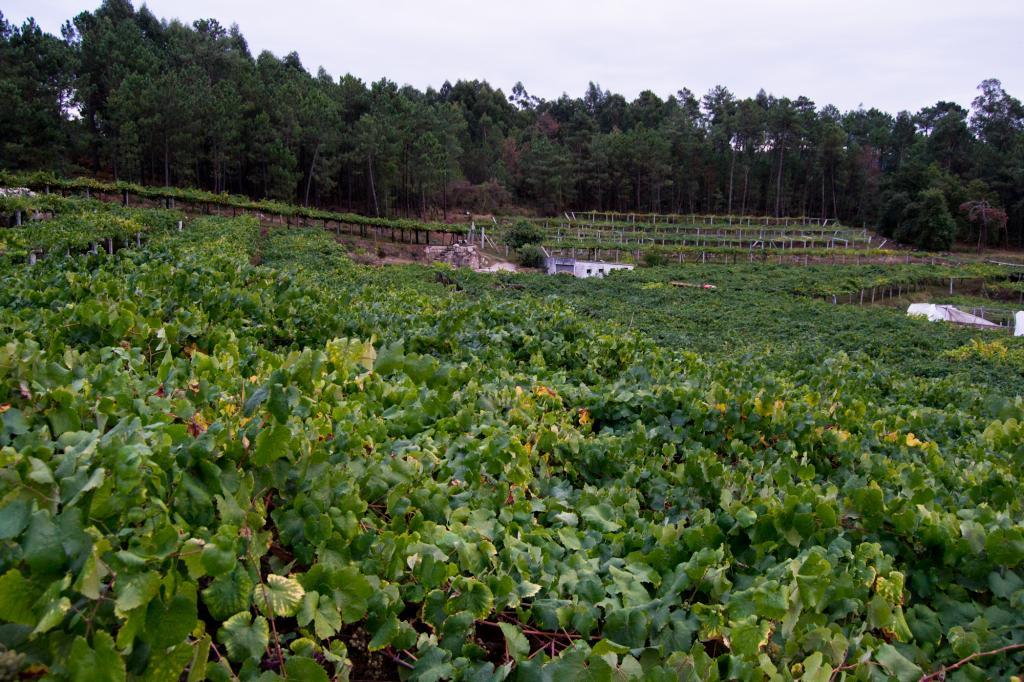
[{"xmin": 424, "ymin": 243, "xmax": 481, "ymax": 269}]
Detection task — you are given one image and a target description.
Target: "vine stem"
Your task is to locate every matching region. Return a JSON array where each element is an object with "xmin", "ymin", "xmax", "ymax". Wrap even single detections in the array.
[
  {"xmin": 209, "ymin": 640, "xmax": 241, "ymax": 682},
  {"xmin": 919, "ymin": 642, "xmax": 1024, "ymax": 682},
  {"xmin": 248, "ymin": 537, "xmax": 287, "ymax": 679},
  {"xmin": 383, "ymin": 648, "xmax": 415, "ymax": 670}
]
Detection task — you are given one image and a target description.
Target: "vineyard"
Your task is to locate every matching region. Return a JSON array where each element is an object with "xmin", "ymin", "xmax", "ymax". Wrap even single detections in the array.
[
  {"xmin": 2, "ymin": 175, "xmax": 957, "ymax": 269},
  {"xmin": 481, "ymin": 213, "xmax": 959, "ymax": 267},
  {"xmin": 0, "ymin": 204, "xmax": 1023, "ymax": 682}
]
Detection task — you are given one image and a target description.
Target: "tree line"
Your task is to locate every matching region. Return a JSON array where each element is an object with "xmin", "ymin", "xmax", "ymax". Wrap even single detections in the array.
[{"xmin": 2, "ymin": 0, "xmax": 1023, "ymax": 249}]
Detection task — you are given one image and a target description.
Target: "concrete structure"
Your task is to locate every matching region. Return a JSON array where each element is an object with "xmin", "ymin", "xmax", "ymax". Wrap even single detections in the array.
[
  {"xmin": 545, "ymin": 257, "xmax": 634, "ymax": 278},
  {"xmin": 1015, "ymin": 310, "xmax": 1024, "ymax": 337}
]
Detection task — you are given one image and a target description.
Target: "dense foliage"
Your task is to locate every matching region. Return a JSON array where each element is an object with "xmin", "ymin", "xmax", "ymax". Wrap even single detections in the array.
[
  {"xmin": 462, "ymin": 263, "xmax": 1024, "ymax": 396},
  {"xmin": 3, "ymin": 3, "xmax": 1024, "ymax": 249},
  {"xmin": 0, "ymin": 207, "xmax": 1023, "ymax": 680}
]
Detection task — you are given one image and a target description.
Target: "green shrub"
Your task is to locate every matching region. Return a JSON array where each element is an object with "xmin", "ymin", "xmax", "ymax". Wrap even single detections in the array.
[
  {"xmin": 518, "ymin": 244, "xmax": 546, "ymax": 268},
  {"xmin": 505, "ymin": 220, "xmax": 545, "ymax": 250},
  {"xmin": 642, "ymin": 250, "xmax": 667, "ymax": 267}
]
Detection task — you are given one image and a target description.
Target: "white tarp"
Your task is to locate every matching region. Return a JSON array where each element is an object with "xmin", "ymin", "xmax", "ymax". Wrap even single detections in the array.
[
  {"xmin": 906, "ymin": 304, "xmax": 1001, "ymax": 329},
  {"xmin": 1016, "ymin": 311, "xmax": 1024, "ymax": 337},
  {"xmin": 907, "ymin": 303, "xmax": 943, "ymax": 321}
]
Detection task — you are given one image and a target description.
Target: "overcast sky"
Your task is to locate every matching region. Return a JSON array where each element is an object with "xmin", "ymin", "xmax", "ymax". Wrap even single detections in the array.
[{"xmin": 8, "ymin": 0, "xmax": 1023, "ymax": 114}]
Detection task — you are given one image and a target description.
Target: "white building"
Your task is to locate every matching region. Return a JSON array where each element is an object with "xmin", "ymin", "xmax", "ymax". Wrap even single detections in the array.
[{"xmin": 545, "ymin": 257, "xmax": 634, "ymax": 278}]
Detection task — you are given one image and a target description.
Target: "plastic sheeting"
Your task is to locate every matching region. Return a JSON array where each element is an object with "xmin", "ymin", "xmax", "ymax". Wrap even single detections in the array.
[{"xmin": 906, "ymin": 304, "xmax": 1001, "ymax": 329}]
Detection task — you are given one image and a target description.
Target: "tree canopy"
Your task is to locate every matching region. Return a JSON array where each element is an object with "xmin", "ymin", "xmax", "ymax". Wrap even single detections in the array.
[{"xmin": 2, "ymin": 2, "xmax": 1024, "ymax": 249}]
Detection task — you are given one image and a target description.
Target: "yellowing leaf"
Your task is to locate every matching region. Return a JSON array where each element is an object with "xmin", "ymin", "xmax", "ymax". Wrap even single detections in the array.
[{"xmin": 905, "ymin": 433, "xmax": 926, "ymax": 448}]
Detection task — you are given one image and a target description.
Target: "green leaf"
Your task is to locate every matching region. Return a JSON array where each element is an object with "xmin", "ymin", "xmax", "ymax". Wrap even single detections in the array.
[
  {"xmin": 267, "ymin": 383, "xmax": 289, "ymax": 423},
  {"xmin": 734, "ymin": 506, "xmax": 757, "ymax": 528},
  {"xmin": 114, "ymin": 571, "xmax": 160, "ymax": 616},
  {"xmin": 200, "ymin": 542, "xmax": 238, "ymax": 577},
  {"xmin": 33, "ymin": 596, "xmax": 71, "ymax": 635},
  {"xmin": 68, "ymin": 631, "xmax": 126, "ymax": 682},
  {"xmin": 257, "ymin": 574, "xmax": 305, "ymax": 618},
  {"xmin": 374, "ymin": 340, "xmax": 405, "ymax": 375},
  {"xmin": 947, "ymin": 626, "xmax": 980, "ymax": 659},
  {"xmin": 411, "ymin": 643, "xmax": 454, "ymax": 682},
  {"xmin": 367, "ymin": 614, "xmax": 401, "ymax": 651},
  {"xmin": 448, "ymin": 577, "xmax": 493, "ymax": 618},
  {"xmin": 0, "ymin": 569, "xmax": 40, "ymax": 624},
  {"xmin": 498, "ymin": 622, "xmax": 531, "ymax": 661},
  {"xmin": 218, "ymin": 611, "xmax": 269, "ymax": 662},
  {"xmin": 75, "ymin": 542, "xmax": 111, "ymax": 600},
  {"xmin": 796, "ymin": 550, "xmax": 831, "ymax": 610},
  {"xmin": 867, "ymin": 593, "xmax": 893, "ymax": 630},
  {"xmin": 187, "ymin": 635, "xmax": 212, "ymax": 682},
  {"xmin": 113, "ymin": 569, "xmax": 158, "ymax": 614},
  {"xmin": 988, "ymin": 570, "xmax": 1023, "ymax": 599},
  {"xmin": 202, "ymin": 565, "xmax": 253, "ymax": 621},
  {"xmin": 801, "ymin": 652, "xmax": 832, "ymax": 682},
  {"xmin": 986, "ymin": 528, "xmax": 1024, "ymax": 567},
  {"xmin": 728, "ymin": 616, "xmax": 770, "ymax": 657},
  {"xmin": 297, "ymin": 591, "xmax": 342, "ymax": 639},
  {"xmin": 23, "ymin": 511, "xmax": 65, "ymax": 573},
  {"xmin": 144, "ymin": 589, "xmax": 198, "ymax": 649},
  {"xmin": 243, "ymin": 386, "xmax": 268, "ymax": 416},
  {"xmin": 284, "ymin": 657, "xmax": 329, "ymax": 682},
  {"xmin": 557, "ymin": 526, "xmax": 582, "ymax": 551},
  {"xmin": 604, "ymin": 608, "xmax": 649, "ymax": 649},
  {"xmin": 581, "ymin": 504, "xmax": 622, "ymax": 532},
  {"xmin": 875, "ymin": 644, "xmax": 923, "ymax": 682},
  {"xmin": 253, "ymin": 423, "xmax": 291, "ymax": 466},
  {"xmin": 335, "ymin": 567, "xmax": 372, "ymax": 622},
  {"xmin": 0, "ymin": 499, "xmax": 31, "ymax": 539},
  {"xmin": 140, "ymin": 641, "xmax": 194, "ymax": 682},
  {"xmin": 2, "ymin": 408, "xmax": 28, "ymax": 437}
]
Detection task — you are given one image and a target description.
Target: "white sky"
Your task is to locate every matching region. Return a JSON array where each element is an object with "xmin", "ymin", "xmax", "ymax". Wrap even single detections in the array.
[{"xmin": 8, "ymin": 0, "xmax": 1023, "ymax": 114}]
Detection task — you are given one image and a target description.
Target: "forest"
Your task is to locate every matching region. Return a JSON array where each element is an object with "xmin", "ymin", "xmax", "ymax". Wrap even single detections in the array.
[{"xmin": 2, "ymin": 0, "xmax": 1024, "ymax": 250}]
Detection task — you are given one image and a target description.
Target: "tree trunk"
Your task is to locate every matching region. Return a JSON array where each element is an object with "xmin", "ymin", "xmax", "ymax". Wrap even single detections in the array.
[
  {"xmin": 821, "ymin": 172, "xmax": 826, "ymax": 220},
  {"xmin": 305, "ymin": 143, "xmax": 321, "ymax": 207},
  {"xmin": 775, "ymin": 145, "xmax": 784, "ymax": 217},
  {"xmin": 164, "ymin": 134, "xmax": 170, "ymax": 187},
  {"xmin": 727, "ymin": 146, "xmax": 736, "ymax": 213},
  {"xmin": 368, "ymin": 153, "xmax": 380, "ymax": 217},
  {"xmin": 831, "ymin": 165, "xmax": 838, "ymax": 219},
  {"xmin": 741, "ymin": 164, "xmax": 749, "ymax": 215}
]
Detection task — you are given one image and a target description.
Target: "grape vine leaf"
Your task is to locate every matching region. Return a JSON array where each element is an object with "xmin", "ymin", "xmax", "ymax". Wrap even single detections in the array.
[
  {"xmin": 284, "ymin": 657, "xmax": 329, "ymax": 682},
  {"xmin": 68, "ymin": 631, "xmax": 126, "ymax": 682},
  {"xmin": 257, "ymin": 574, "xmax": 305, "ymax": 618},
  {"xmin": 0, "ymin": 569, "xmax": 40, "ymax": 624},
  {"xmin": 202, "ymin": 565, "xmax": 253, "ymax": 621},
  {"xmin": 448, "ymin": 577, "xmax": 493, "ymax": 618},
  {"xmin": 114, "ymin": 571, "xmax": 160, "ymax": 616},
  {"xmin": 140, "ymin": 641, "xmax": 194, "ymax": 682},
  {"xmin": 875, "ymin": 644, "xmax": 923, "ymax": 682},
  {"xmin": 0, "ymin": 499, "xmax": 31, "ymax": 540},
  {"xmin": 218, "ymin": 611, "xmax": 269, "ymax": 662},
  {"xmin": 253, "ymin": 423, "xmax": 291, "ymax": 466},
  {"xmin": 23, "ymin": 511, "xmax": 65, "ymax": 573},
  {"xmin": 498, "ymin": 622, "xmax": 530, "ymax": 662},
  {"xmin": 144, "ymin": 590, "xmax": 198, "ymax": 650}
]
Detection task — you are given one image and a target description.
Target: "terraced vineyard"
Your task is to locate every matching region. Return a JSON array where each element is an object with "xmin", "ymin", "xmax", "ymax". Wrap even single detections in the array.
[
  {"xmin": 0, "ymin": 206, "xmax": 1023, "ymax": 681},
  {"xmin": 486, "ymin": 212, "xmax": 904, "ymax": 266}
]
